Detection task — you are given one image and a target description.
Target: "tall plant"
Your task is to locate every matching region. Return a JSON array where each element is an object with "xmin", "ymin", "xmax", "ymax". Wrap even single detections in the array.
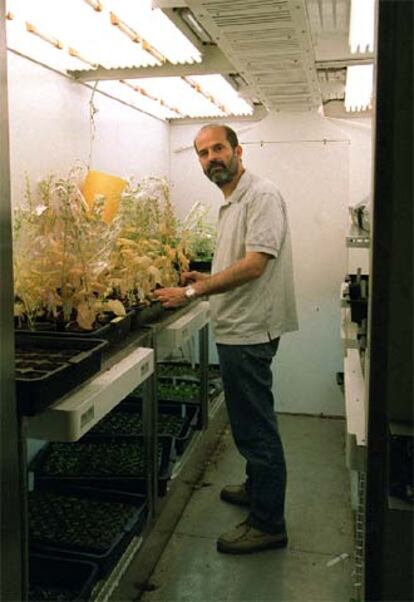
[
  {"xmin": 109, "ymin": 176, "xmax": 189, "ymax": 306},
  {"xmin": 13, "ymin": 170, "xmax": 122, "ymax": 330}
]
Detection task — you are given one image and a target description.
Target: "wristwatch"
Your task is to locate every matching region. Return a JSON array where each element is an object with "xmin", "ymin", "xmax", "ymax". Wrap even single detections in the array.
[{"xmin": 185, "ymin": 285, "xmax": 197, "ymax": 301}]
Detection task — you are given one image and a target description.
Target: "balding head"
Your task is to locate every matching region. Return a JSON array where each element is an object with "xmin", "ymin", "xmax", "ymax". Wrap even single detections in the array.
[{"xmin": 194, "ymin": 124, "xmax": 239, "ymax": 153}]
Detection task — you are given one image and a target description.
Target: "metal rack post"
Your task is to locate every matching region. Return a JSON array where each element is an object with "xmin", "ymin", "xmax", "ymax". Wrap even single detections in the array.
[
  {"xmin": 0, "ymin": 3, "xmax": 25, "ymax": 597},
  {"xmin": 198, "ymin": 323, "xmax": 209, "ymax": 430}
]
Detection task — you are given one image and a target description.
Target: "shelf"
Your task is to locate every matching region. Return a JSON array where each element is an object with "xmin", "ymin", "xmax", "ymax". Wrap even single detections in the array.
[
  {"xmin": 155, "ymin": 301, "xmax": 210, "ymax": 360},
  {"xmin": 344, "ymin": 348, "xmax": 367, "ymax": 471},
  {"xmin": 340, "ymin": 282, "xmax": 349, "ymax": 308},
  {"xmin": 209, "ymin": 390, "xmax": 225, "ymax": 419},
  {"xmin": 388, "ymin": 496, "xmax": 414, "ymax": 512},
  {"xmin": 341, "ymin": 307, "xmax": 359, "ymax": 351},
  {"xmin": 170, "ymin": 430, "xmax": 203, "ymax": 480},
  {"xmin": 346, "ymin": 224, "xmax": 370, "ymax": 248},
  {"xmin": 389, "ymin": 422, "xmax": 414, "ymax": 437},
  {"xmin": 27, "ymin": 347, "xmax": 154, "ymax": 442},
  {"xmin": 92, "ymin": 535, "xmax": 144, "ymax": 602}
]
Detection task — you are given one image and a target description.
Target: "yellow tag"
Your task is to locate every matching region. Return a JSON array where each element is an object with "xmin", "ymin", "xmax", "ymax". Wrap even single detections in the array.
[{"xmin": 82, "ymin": 170, "xmax": 126, "ymax": 224}]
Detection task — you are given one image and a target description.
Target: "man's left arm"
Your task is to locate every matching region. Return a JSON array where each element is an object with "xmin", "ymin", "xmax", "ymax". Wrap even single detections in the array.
[{"xmin": 155, "ymin": 251, "xmax": 271, "ymax": 308}]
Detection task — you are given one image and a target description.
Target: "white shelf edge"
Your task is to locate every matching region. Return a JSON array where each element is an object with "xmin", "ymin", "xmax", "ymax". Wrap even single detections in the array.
[
  {"xmin": 209, "ymin": 390, "xmax": 225, "ymax": 419},
  {"xmin": 156, "ymin": 301, "xmax": 210, "ymax": 360},
  {"xmin": 341, "ymin": 307, "xmax": 359, "ymax": 351},
  {"xmin": 92, "ymin": 535, "xmax": 144, "ymax": 601},
  {"xmin": 344, "ymin": 348, "xmax": 367, "ymax": 471},
  {"xmin": 170, "ymin": 430, "xmax": 203, "ymax": 480},
  {"xmin": 340, "ymin": 282, "xmax": 349, "ymax": 308},
  {"xmin": 346, "ymin": 224, "xmax": 370, "ymax": 248},
  {"xmin": 27, "ymin": 347, "xmax": 154, "ymax": 441}
]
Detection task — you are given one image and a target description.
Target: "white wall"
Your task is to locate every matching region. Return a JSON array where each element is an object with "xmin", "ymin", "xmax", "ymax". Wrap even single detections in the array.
[
  {"xmin": 7, "ymin": 50, "xmax": 373, "ymax": 417},
  {"xmin": 170, "ymin": 112, "xmax": 372, "ymax": 416},
  {"xmin": 328, "ymin": 117, "xmax": 373, "ymax": 207},
  {"xmin": 7, "ymin": 53, "xmax": 170, "ymax": 207},
  {"xmin": 7, "ymin": 53, "xmax": 170, "ymax": 461},
  {"xmin": 328, "ymin": 117, "xmax": 373, "ymax": 275}
]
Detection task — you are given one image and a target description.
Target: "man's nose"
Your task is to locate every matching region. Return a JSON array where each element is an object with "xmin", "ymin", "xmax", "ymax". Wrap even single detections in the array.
[{"xmin": 206, "ymin": 148, "xmax": 219, "ymax": 161}]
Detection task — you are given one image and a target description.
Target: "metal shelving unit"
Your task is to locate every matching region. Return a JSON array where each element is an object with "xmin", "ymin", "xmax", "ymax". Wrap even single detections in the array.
[
  {"xmin": 147, "ymin": 300, "xmax": 211, "ymax": 433},
  {"xmin": 7, "ymin": 298, "xmax": 219, "ymax": 601},
  {"xmin": 19, "ymin": 301, "xmax": 221, "ymax": 600},
  {"xmin": 346, "ymin": 224, "xmax": 370, "ymax": 249},
  {"xmin": 341, "ymin": 224, "xmax": 370, "ymax": 602}
]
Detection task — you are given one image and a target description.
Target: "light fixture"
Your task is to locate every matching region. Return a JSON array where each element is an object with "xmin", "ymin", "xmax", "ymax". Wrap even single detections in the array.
[
  {"xmin": 119, "ymin": 79, "xmax": 184, "ymax": 117},
  {"xmin": 349, "ymin": 0, "xmax": 375, "ymax": 54},
  {"xmin": 344, "ymin": 65, "xmax": 373, "ymax": 112},
  {"xmin": 109, "ymin": 11, "xmax": 167, "ymax": 65},
  {"xmin": 6, "ymin": 0, "xmax": 202, "ymax": 71},
  {"xmin": 5, "ymin": 0, "xmax": 252, "ymax": 121},
  {"xmin": 98, "ymin": 75, "xmax": 253, "ymax": 121},
  {"xmin": 178, "ymin": 8, "xmax": 213, "ymax": 44}
]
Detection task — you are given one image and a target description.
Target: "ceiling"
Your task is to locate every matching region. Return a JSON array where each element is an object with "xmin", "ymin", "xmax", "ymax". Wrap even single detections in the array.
[{"xmin": 71, "ymin": 0, "xmax": 374, "ymax": 120}]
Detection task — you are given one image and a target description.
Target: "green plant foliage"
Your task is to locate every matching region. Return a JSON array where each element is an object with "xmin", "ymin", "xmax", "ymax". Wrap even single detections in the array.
[
  {"xmin": 181, "ymin": 202, "xmax": 216, "ymax": 261},
  {"xmin": 29, "ymin": 490, "xmax": 137, "ymax": 551}
]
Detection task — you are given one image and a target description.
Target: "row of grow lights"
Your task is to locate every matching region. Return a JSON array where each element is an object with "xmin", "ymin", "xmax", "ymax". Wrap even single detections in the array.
[{"xmin": 5, "ymin": 0, "xmax": 254, "ymax": 120}]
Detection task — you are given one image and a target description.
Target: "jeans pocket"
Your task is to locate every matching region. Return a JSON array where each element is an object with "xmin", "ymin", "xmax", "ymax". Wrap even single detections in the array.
[{"xmin": 242, "ymin": 338, "xmax": 279, "ymax": 363}]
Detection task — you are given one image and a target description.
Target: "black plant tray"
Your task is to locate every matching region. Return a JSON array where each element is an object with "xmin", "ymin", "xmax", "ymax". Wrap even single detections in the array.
[
  {"xmin": 30, "ymin": 436, "xmax": 174, "ymax": 496},
  {"xmin": 130, "ymin": 301, "xmax": 165, "ymax": 330},
  {"xmin": 129, "ymin": 376, "xmax": 221, "ymax": 405},
  {"xmin": 86, "ymin": 400, "xmax": 199, "ymax": 455},
  {"xmin": 189, "ymin": 259, "xmax": 212, "ymax": 273},
  {"xmin": 157, "ymin": 361, "xmax": 222, "ymax": 388},
  {"xmin": 16, "ymin": 311, "xmax": 134, "ymax": 347},
  {"xmin": 28, "ymin": 486, "xmax": 147, "ymax": 578},
  {"xmin": 29, "ymin": 553, "xmax": 99, "ymax": 601},
  {"xmin": 15, "ymin": 335, "xmax": 107, "ymax": 416}
]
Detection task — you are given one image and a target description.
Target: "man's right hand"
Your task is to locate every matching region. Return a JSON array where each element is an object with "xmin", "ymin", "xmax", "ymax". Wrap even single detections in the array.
[{"xmin": 180, "ymin": 271, "xmax": 209, "ymax": 285}]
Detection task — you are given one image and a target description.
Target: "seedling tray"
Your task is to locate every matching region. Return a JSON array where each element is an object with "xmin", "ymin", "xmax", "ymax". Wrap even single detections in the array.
[
  {"xmin": 16, "ymin": 311, "xmax": 134, "ymax": 347},
  {"xmin": 86, "ymin": 401, "xmax": 199, "ymax": 455},
  {"xmin": 157, "ymin": 361, "xmax": 222, "ymax": 387},
  {"xmin": 29, "ymin": 553, "xmax": 98, "ymax": 601},
  {"xmin": 15, "ymin": 335, "xmax": 107, "ymax": 416},
  {"xmin": 31, "ymin": 436, "xmax": 173, "ymax": 496},
  {"xmin": 130, "ymin": 301, "xmax": 165, "ymax": 330},
  {"xmin": 129, "ymin": 376, "xmax": 220, "ymax": 404},
  {"xmin": 189, "ymin": 259, "xmax": 212, "ymax": 273},
  {"xmin": 28, "ymin": 486, "xmax": 147, "ymax": 577}
]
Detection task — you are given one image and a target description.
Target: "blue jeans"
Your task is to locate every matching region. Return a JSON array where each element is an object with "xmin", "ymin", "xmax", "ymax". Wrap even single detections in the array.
[{"xmin": 216, "ymin": 338, "xmax": 286, "ymax": 534}]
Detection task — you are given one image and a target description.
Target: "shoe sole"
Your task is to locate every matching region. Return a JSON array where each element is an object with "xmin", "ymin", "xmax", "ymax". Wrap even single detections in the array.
[{"xmin": 216, "ymin": 537, "xmax": 288, "ymax": 555}]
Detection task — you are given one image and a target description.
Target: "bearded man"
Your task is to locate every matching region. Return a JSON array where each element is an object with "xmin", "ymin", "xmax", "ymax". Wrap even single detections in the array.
[{"xmin": 155, "ymin": 124, "xmax": 298, "ymax": 554}]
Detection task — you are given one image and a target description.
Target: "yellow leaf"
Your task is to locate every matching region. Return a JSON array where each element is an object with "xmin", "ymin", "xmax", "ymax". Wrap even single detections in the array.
[
  {"xmin": 104, "ymin": 299, "xmax": 126, "ymax": 316},
  {"xmin": 76, "ymin": 302, "xmax": 96, "ymax": 330}
]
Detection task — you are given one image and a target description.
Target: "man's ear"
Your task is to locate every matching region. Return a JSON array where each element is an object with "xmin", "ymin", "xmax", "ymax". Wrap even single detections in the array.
[{"xmin": 236, "ymin": 144, "xmax": 243, "ymax": 159}]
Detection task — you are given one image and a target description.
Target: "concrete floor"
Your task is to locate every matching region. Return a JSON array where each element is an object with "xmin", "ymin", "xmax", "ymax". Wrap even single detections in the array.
[{"xmin": 132, "ymin": 414, "xmax": 356, "ymax": 602}]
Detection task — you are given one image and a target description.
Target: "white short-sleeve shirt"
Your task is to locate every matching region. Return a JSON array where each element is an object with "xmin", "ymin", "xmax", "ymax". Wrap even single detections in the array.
[{"xmin": 210, "ymin": 170, "xmax": 298, "ymax": 344}]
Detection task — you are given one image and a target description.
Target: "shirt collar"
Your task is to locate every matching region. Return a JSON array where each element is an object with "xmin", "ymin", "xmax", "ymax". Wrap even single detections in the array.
[{"xmin": 222, "ymin": 170, "xmax": 252, "ymax": 206}]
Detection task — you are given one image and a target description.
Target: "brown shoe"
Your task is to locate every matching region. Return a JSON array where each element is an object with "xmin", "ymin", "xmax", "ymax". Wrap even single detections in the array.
[
  {"xmin": 220, "ymin": 484, "xmax": 250, "ymax": 507},
  {"xmin": 217, "ymin": 520, "xmax": 288, "ymax": 554}
]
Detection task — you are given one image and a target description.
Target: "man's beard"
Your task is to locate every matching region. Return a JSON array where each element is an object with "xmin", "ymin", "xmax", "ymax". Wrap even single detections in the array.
[{"xmin": 205, "ymin": 153, "xmax": 238, "ymax": 187}]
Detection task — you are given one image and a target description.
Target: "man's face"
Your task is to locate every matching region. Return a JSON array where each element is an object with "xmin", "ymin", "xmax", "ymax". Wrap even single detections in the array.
[{"xmin": 195, "ymin": 127, "xmax": 242, "ymax": 188}]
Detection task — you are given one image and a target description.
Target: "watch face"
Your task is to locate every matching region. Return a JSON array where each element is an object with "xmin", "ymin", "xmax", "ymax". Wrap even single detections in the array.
[{"xmin": 186, "ymin": 286, "xmax": 195, "ymax": 299}]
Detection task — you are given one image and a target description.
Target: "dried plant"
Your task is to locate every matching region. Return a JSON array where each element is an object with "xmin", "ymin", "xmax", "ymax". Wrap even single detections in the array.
[
  {"xmin": 13, "ymin": 170, "xmax": 122, "ymax": 330},
  {"xmin": 13, "ymin": 172, "xmax": 192, "ymax": 330},
  {"xmin": 109, "ymin": 176, "xmax": 189, "ymax": 306}
]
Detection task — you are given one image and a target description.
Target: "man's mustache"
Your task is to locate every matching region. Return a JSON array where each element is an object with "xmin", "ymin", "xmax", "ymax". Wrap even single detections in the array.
[{"xmin": 207, "ymin": 161, "xmax": 226, "ymax": 173}]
